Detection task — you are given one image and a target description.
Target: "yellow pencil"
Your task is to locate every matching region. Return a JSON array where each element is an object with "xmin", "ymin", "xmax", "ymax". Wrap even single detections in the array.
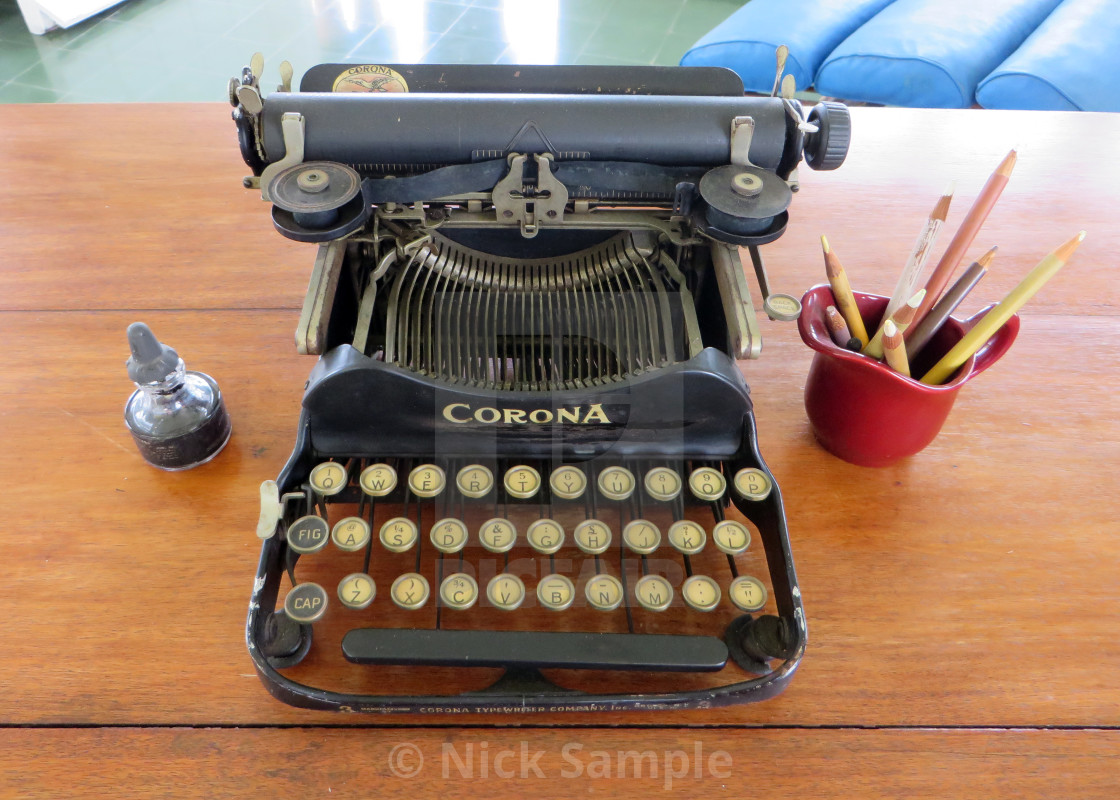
[
  {"xmin": 882, "ymin": 320, "xmax": 910, "ymax": 377},
  {"xmin": 822, "ymin": 235, "xmax": 869, "ymax": 345},
  {"xmin": 862, "ymin": 288, "xmax": 925, "ymax": 359},
  {"xmin": 920, "ymin": 231, "xmax": 1085, "ymax": 385}
]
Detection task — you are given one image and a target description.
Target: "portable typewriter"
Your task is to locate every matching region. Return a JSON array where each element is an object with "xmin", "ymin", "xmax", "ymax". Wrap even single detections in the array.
[{"xmin": 233, "ymin": 58, "xmax": 849, "ymax": 712}]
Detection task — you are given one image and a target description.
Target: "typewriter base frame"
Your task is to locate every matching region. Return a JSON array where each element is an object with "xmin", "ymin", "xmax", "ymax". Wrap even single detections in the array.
[{"xmin": 246, "ymin": 411, "xmax": 805, "ymax": 714}]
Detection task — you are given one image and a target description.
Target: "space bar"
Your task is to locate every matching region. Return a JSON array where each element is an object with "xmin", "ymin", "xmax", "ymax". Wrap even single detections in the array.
[{"xmin": 342, "ymin": 629, "xmax": 728, "ymax": 672}]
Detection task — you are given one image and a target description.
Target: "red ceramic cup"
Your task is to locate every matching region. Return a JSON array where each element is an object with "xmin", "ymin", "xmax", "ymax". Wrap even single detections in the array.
[{"xmin": 797, "ymin": 285, "xmax": 1019, "ymax": 467}]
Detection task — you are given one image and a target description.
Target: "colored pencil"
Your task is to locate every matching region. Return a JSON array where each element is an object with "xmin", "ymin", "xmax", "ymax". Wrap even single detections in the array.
[
  {"xmin": 825, "ymin": 304, "xmax": 856, "ymax": 348},
  {"xmin": 905, "ymin": 246, "xmax": 997, "ymax": 360},
  {"xmin": 910, "ymin": 149, "xmax": 1017, "ymax": 329},
  {"xmin": 921, "ymin": 231, "xmax": 1084, "ymax": 385},
  {"xmin": 863, "ymin": 288, "xmax": 925, "ymax": 359},
  {"xmin": 874, "ymin": 183, "xmax": 954, "ymax": 335},
  {"xmin": 882, "ymin": 320, "xmax": 910, "ymax": 377},
  {"xmin": 822, "ymin": 236, "xmax": 869, "ymax": 345}
]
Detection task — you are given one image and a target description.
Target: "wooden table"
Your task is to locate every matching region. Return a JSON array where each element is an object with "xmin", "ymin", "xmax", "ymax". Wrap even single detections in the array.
[{"xmin": 1, "ymin": 104, "xmax": 1117, "ymax": 797}]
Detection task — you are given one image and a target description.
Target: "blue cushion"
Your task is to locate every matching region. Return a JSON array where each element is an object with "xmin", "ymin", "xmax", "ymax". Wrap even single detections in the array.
[
  {"xmin": 815, "ymin": 0, "xmax": 1064, "ymax": 108},
  {"xmin": 680, "ymin": 0, "xmax": 897, "ymax": 93},
  {"xmin": 976, "ymin": 0, "xmax": 1120, "ymax": 111}
]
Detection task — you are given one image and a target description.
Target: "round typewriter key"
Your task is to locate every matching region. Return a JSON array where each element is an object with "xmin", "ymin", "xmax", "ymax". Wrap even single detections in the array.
[
  {"xmin": 331, "ymin": 516, "xmax": 371, "ymax": 552},
  {"xmin": 337, "ymin": 573, "xmax": 376, "ymax": 610},
  {"xmin": 284, "ymin": 582, "xmax": 328, "ymax": 623},
  {"xmin": 549, "ymin": 465, "xmax": 587, "ymax": 500},
  {"xmin": 537, "ymin": 574, "xmax": 575, "ymax": 611},
  {"xmin": 634, "ymin": 574, "xmax": 674, "ymax": 612},
  {"xmin": 667, "ymin": 520, "xmax": 707, "ymax": 555},
  {"xmin": 309, "ymin": 462, "xmax": 348, "ymax": 496},
  {"xmin": 487, "ymin": 574, "xmax": 527, "ymax": 611},
  {"xmin": 644, "ymin": 467, "xmax": 683, "ymax": 502},
  {"xmin": 408, "ymin": 464, "xmax": 446, "ymax": 498},
  {"xmin": 379, "ymin": 517, "xmax": 419, "ymax": 553},
  {"xmin": 479, "ymin": 518, "xmax": 517, "ymax": 554},
  {"xmin": 456, "ymin": 464, "xmax": 494, "ymax": 499},
  {"xmin": 689, "ymin": 467, "xmax": 727, "ymax": 502},
  {"xmin": 526, "ymin": 518, "xmax": 565, "ymax": 555},
  {"xmin": 733, "ymin": 467, "xmax": 773, "ymax": 501},
  {"xmin": 286, "ymin": 515, "xmax": 329, "ymax": 554},
  {"xmin": 712, "ymin": 520, "xmax": 751, "ymax": 556},
  {"xmin": 391, "ymin": 572, "xmax": 430, "ymax": 610},
  {"xmin": 359, "ymin": 463, "xmax": 397, "ymax": 497},
  {"xmin": 597, "ymin": 466, "xmax": 636, "ymax": 501},
  {"xmin": 622, "ymin": 519, "xmax": 661, "ymax": 555},
  {"xmin": 504, "ymin": 465, "xmax": 541, "ymax": 499},
  {"xmin": 729, "ymin": 575, "xmax": 768, "ymax": 612},
  {"xmin": 682, "ymin": 575, "xmax": 721, "ymax": 612},
  {"xmin": 440, "ymin": 572, "xmax": 479, "ymax": 610},
  {"xmin": 430, "ymin": 518, "xmax": 469, "ymax": 554},
  {"xmin": 764, "ymin": 292, "xmax": 802, "ymax": 322},
  {"xmin": 573, "ymin": 519, "xmax": 612, "ymax": 555},
  {"xmin": 585, "ymin": 574, "xmax": 624, "ymax": 611}
]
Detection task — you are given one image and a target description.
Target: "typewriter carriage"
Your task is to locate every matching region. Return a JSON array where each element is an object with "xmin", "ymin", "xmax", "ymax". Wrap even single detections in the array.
[{"xmin": 235, "ymin": 61, "xmax": 847, "ymax": 712}]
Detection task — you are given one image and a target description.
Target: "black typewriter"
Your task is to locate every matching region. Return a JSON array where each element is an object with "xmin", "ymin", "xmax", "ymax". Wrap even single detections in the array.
[{"xmin": 231, "ymin": 58, "xmax": 849, "ymax": 712}]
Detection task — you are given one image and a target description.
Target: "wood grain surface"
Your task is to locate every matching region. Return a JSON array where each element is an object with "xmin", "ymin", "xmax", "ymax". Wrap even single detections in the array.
[
  {"xmin": 4, "ymin": 728, "xmax": 1119, "ymax": 798},
  {"xmin": 1, "ymin": 103, "xmax": 1118, "ymax": 793}
]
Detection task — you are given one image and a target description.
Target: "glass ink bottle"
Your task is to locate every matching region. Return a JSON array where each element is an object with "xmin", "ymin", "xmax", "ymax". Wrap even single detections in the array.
[{"xmin": 123, "ymin": 322, "xmax": 232, "ymax": 470}]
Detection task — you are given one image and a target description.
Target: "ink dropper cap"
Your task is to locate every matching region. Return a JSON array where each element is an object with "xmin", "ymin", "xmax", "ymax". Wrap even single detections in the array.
[{"xmin": 126, "ymin": 322, "xmax": 181, "ymax": 384}]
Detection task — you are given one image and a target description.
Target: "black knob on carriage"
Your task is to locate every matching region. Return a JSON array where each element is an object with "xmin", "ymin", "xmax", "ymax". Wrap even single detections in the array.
[{"xmin": 803, "ymin": 101, "xmax": 851, "ymax": 171}]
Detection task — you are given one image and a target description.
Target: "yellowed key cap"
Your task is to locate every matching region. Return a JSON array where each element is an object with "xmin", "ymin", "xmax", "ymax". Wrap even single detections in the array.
[
  {"xmin": 309, "ymin": 461, "xmax": 348, "ymax": 496},
  {"xmin": 440, "ymin": 572, "xmax": 479, "ymax": 610},
  {"xmin": 537, "ymin": 574, "xmax": 575, "ymax": 611},
  {"xmin": 729, "ymin": 575, "xmax": 768, "ymax": 612},
  {"xmin": 331, "ymin": 516, "xmax": 371, "ymax": 552},
  {"xmin": 733, "ymin": 467, "xmax": 773, "ymax": 501},
  {"xmin": 408, "ymin": 464, "xmax": 446, "ymax": 498},
  {"xmin": 284, "ymin": 582, "xmax": 327, "ymax": 623},
  {"xmin": 573, "ymin": 519, "xmax": 612, "ymax": 554},
  {"xmin": 359, "ymin": 463, "xmax": 397, "ymax": 497},
  {"xmin": 585, "ymin": 574, "xmax": 624, "ymax": 611},
  {"xmin": 667, "ymin": 519, "xmax": 706, "ymax": 555},
  {"xmin": 379, "ymin": 517, "xmax": 419, "ymax": 553},
  {"xmin": 390, "ymin": 572, "xmax": 429, "ymax": 610},
  {"xmin": 712, "ymin": 520, "xmax": 751, "ymax": 556},
  {"xmin": 634, "ymin": 574, "xmax": 673, "ymax": 611},
  {"xmin": 456, "ymin": 464, "xmax": 494, "ymax": 499},
  {"xmin": 688, "ymin": 467, "xmax": 726, "ymax": 501},
  {"xmin": 504, "ymin": 465, "xmax": 541, "ymax": 499},
  {"xmin": 487, "ymin": 574, "xmax": 526, "ymax": 611},
  {"xmin": 644, "ymin": 467, "xmax": 682, "ymax": 502},
  {"xmin": 597, "ymin": 466, "xmax": 636, "ymax": 501},
  {"xmin": 682, "ymin": 575, "xmax": 721, "ymax": 612},
  {"xmin": 286, "ymin": 515, "xmax": 329, "ymax": 554},
  {"xmin": 622, "ymin": 519, "xmax": 661, "ymax": 555},
  {"xmin": 549, "ymin": 465, "xmax": 587, "ymax": 500},
  {"xmin": 479, "ymin": 518, "xmax": 517, "ymax": 553},
  {"xmin": 526, "ymin": 519, "xmax": 565, "ymax": 555},
  {"xmin": 429, "ymin": 518, "xmax": 469, "ymax": 554},
  {"xmin": 337, "ymin": 573, "xmax": 376, "ymax": 610}
]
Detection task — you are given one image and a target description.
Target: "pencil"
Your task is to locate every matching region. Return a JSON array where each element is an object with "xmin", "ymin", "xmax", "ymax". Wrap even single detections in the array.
[
  {"xmin": 825, "ymin": 304, "xmax": 856, "ymax": 348},
  {"xmin": 905, "ymin": 246, "xmax": 997, "ymax": 360},
  {"xmin": 920, "ymin": 231, "xmax": 1084, "ymax": 385},
  {"xmin": 862, "ymin": 288, "xmax": 925, "ymax": 359},
  {"xmin": 875, "ymin": 183, "xmax": 953, "ymax": 333},
  {"xmin": 911, "ymin": 149, "xmax": 1017, "ymax": 329},
  {"xmin": 822, "ymin": 235, "xmax": 869, "ymax": 345},
  {"xmin": 882, "ymin": 320, "xmax": 910, "ymax": 377}
]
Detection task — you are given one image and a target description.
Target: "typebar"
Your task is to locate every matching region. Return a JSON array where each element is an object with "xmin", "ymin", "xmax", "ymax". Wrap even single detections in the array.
[{"xmin": 342, "ymin": 629, "xmax": 729, "ymax": 672}]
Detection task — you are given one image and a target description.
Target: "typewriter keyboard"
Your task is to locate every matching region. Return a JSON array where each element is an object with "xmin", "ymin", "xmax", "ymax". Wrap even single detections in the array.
[{"xmin": 257, "ymin": 456, "xmax": 788, "ymax": 698}]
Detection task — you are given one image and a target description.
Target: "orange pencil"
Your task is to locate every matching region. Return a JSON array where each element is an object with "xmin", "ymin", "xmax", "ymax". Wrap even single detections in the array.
[
  {"xmin": 909, "ymin": 149, "xmax": 1017, "ymax": 331},
  {"xmin": 822, "ymin": 235, "xmax": 869, "ymax": 345},
  {"xmin": 882, "ymin": 320, "xmax": 910, "ymax": 377},
  {"xmin": 862, "ymin": 288, "xmax": 925, "ymax": 359}
]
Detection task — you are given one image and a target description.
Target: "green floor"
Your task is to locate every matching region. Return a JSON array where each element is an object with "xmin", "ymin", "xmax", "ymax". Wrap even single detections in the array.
[{"xmin": 0, "ymin": 0, "xmax": 741, "ymax": 102}]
